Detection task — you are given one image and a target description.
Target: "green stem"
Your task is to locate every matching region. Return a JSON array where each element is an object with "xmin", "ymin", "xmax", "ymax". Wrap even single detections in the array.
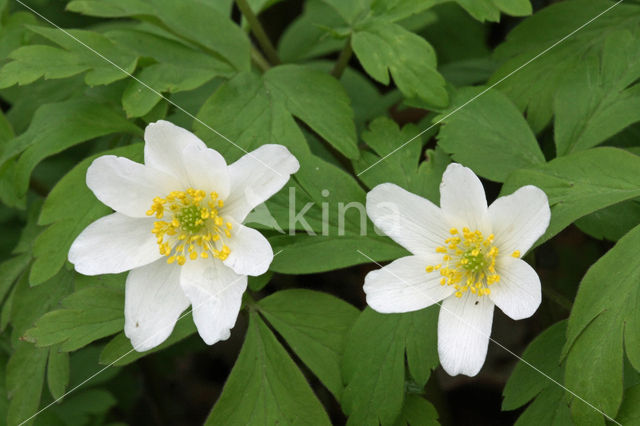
[
  {"xmin": 331, "ymin": 36, "xmax": 353, "ymax": 78},
  {"xmin": 542, "ymin": 286, "xmax": 573, "ymax": 312},
  {"xmin": 236, "ymin": 0, "xmax": 281, "ymax": 66},
  {"xmin": 251, "ymin": 46, "xmax": 271, "ymax": 72}
]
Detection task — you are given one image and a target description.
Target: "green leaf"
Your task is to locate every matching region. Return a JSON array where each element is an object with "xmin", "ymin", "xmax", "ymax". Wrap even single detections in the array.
[
  {"xmin": 10, "ymin": 269, "xmax": 74, "ymax": 344},
  {"xmin": 490, "ymin": 0, "xmax": 640, "ymax": 133},
  {"xmin": 196, "ymin": 65, "xmax": 358, "ymax": 161},
  {"xmin": 502, "ymin": 321, "xmax": 572, "ymax": 426},
  {"xmin": 436, "ymin": 87, "xmax": 545, "ymax": 182},
  {"xmin": 0, "ymin": 99, "xmax": 141, "ymax": 208},
  {"xmin": 99, "ymin": 315, "xmax": 196, "ymax": 367},
  {"xmin": 206, "ymin": 312, "xmax": 331, "ymax": 425},
  {"xmin": 554, "ymin": 30, "xmax": 640, "ymax": 156},
  {"xmin": 122, "ymin": 64, "xmax": 215, "ymax": 118},
  {"xmin": 0, "ymin": 25, "xmax": 138, "ymax": 88},
  {"xmin": 502, "ymin": 320, "xmax": 566, "ymax": 410},
  {"xmin": 0, "ymin": 254, "xmax": 31, "ymax": 306},
  {"xmin": 48, "ymin": 389, "xmax": 117, "ymax": 425},
  {"xmin": 25, "ymin": 286, "xmax": 124, "ymax": 352},
  {"xmin": 341, "ymin": 307, "xmax": 439, "ymax": 425},
  {"xmin": 352, "ymin": 18, "xmax": 448, "ymax": 107},
  {"xmin": 269, "ymin": 234, "xmax": 407, "ymax": 274},
  {"xmin": 6, "ymin": 341, "xmax": 48, "ymax": 426},
  {"xmin": 354, "ymin": 117, "xmax": 450, "ymax": 202},
  {"xmin": 393, "ymin": 394, "xmax": 439, "ymax": 426},
  {"xmin": 47, "ymin": 346, "xmax": 69, "ymax": 401},
  {"xmin": 501, "ymin": 147, "xmax": 640, "ymax": 247},
  {"xmin": 563, "ymin": 224, "xmax": 640, "ymax": 423},
  {"xmin": 30, "ymin": 144, "xmax": 143, "ymax": 285},
  {"xmin": 575, "ymin": 199, "xmax": 640, "ymax": 242},
  {"xmin": 321, "ymin": 0, "xmax": 370, "ymax": 24},
  {"xmin": 616, "ymin": 384, "xmax": 640, "ymax": 424},
  {"xmin": 277, "ymin": 1, "xmax": 345, "ymax": 62},
  {"xmin": 257, "ymin": 289, "xmax": 359, "ymax": 399},
  {"xmin": 67, "ymin": 0, "xmax": 250, "ymax": 71}
]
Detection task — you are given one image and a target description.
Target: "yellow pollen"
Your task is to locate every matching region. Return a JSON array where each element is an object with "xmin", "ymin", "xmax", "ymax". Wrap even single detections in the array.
[
  {"xmin": 512, "ymin": 250, "xmax": 521, "ymax": 258},
  {"xmin": 426, "ymin": 226, "xmax": 501, "ymax": 298},
  {"xmin": 146, "ymin": 187, "xmax": 233, "ymax": 265}
]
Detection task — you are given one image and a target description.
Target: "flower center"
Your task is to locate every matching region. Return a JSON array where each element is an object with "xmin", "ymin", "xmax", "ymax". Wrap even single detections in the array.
[
  {"xmin": 146, "ymin": 188, "xmax": 232, "ymax": 265},
  {"xmin": 427, "ymin": 227, "xmax": 502, "ymax": 298}
]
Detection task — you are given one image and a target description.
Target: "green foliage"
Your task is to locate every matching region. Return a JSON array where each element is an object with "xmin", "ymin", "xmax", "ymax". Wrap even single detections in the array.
[
  {"xmin": 502, "ymin": 321, "xmax": 571, "ymax": 425},
  {"xmin": 491, "ymin": 0, "xmax": 640, "ymax": 133},
  {"xmin": 206, "ymin": 312, "xmax": 331, "ymax": 425},
  {"xmin": 501, "ymin": 147, "xmax": 640, "ymax": 247},
  {"xmin": 195, "ymin": 64, "xmax": 358, "ymax": 161},
  {"xmin": 563, "ymin": 224, "xmax": 640, "ymax": 424},
  {"xmin": 436, "ymin": 87, "xmax": 545, "ymax": 182},
  {"xmin": 257, "ymin": 289, "xmax": 359, "ymax": 399},
  {"xmin": 341, "ymin": 307, "xmax": 439, "ymax": 425},
  {"xmin": 1, "ymin": 0, "xmax": 639, "ymax": 424}
]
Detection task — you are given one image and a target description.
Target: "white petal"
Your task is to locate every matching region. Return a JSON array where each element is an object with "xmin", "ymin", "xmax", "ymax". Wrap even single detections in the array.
[
  {"xmin": 124, "ymin": 259, "xmax": 189, "ymax": 352},
  {"xmin": 438, "ymin": 292, "xmax": 494, "ymax": 377},
  {"xmin": 439, "ymin": 163, "xmax": 490, "ymax": 234},
  {"xmin": 86, "ymin": 155, "xmax": 178, "ymax": 218},
  {"xmin": 223, "ymin": 144, "xmax": 299, "ymax": 222},
  {"xmin": 180, "ymin": 258, "xmax": 247, "ymax": 345},
  {"xmin": 488, "ymin": 185, "xmax": 550, "ymax": 255},
  {"xmin": 181, "ymin": 143, "xmax": 230, "ymax": 199},
  {"xmin": 69, "ymin": 213, "xmax": 160, "ymax": 275},
  {"xmin": 223, "ymin": 221, "xmax": 273, "ymax": 276},
  {"xmin": 144, "ymin": 120, "xmax": 207, "ymax": 182},
  {"xmin": 490, "ymin": 257, "xmax": 541, "ymax": 320},
  {"xmin": 366, "ymin": 183, "xmax": 450, "ymax": 257},
  {"xmin": 364, "ymin": 255, "xmax": 455, "ymax": 313}
]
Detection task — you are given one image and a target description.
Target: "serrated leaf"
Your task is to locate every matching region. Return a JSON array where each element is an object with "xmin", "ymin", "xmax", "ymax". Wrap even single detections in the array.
[
  {"xmin": 6, "ymin": 341, "xmax": 48, "ymax": 426},
  {"xmin": 352, "ymin": 18, "xmax": 448, "ymax": 107},
  {"xmin": 67, "ymin": 0, "xmax": 250, "ymax": 71},
  {"xmin": 48, "ymin": 389, "xmax": 117, "ymax": 425},
  {"xmin": 10, "ymin": 269, "xmax": 74, "ymax": 344},
  {"xmin": 257, "ymin": 289, "xmax": 359, "ymax": 399},
  {"xmin": 436, "ymin": 86, "xmax": 545, "ymax": 182},
  {"xmin": 563, "ymin": 224, "xmax": 640, "ymax": 423},
  {"xmin": 501, "ymin": 148, "xmax": 640, "ymax": 248},
  {"xmin": 29, "ymin": 144, "xmax": 142, "ymax": 285},
  {"xmin": 0, "ymin": 26, "xmax": 138, "ymax": 88},
  {"xmin": 122, "ymin": 64, "xmax": 215, "ymax": 117},
  {"xmin": 0, "ymin": 99, "xmax": 141, "ymax": 208},
  {"xmin": 490, "ymin": 0, "xmax": 640, "ymax": 132},
  {"xmin": 354, "ymin": 117, "xmax": 450, "ymax": 202},
  {"xmin": 206, "ymin": 312, "xmax": 331, "ymax": 425},
  {"xmin": 341, "ymin": 307, "xmax": 439, "ymax": 425},
  {"xmin": 554, "ymin": 30, "xmax": 640, "ymax": 156},
  {"xmin": 277, "ymin": 1, "xmax": 345, "ymax": 62},
  {"xmin": 321, "ymin": 0, "xmax": 370, "ymax": 24},
  {"xmin": 25, "ymin": 286, "xmax": 124, "ymax": 351},
  {"xmin": 47, "ymin": 346, "xmax": 69, "ymax": 400},
  {"xmin": 196, "ymin": 65, "xmax": 358, "ymax": 161}
]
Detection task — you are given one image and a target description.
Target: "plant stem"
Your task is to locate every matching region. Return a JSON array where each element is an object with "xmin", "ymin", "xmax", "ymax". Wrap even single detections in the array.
[
  {"xmin": 235, "ymin": 0, "xmax": 281, "ymax": 66},
  {"xmin": 542, "ymin": 286, "xmax": 573, "ymax": 312},
  {"xmin": 251, "ymin": 46, "xmax": 271, "ymax": 72},
  {"xmin": 331, "ymin": 36, "xmax": 353, "ymax": 78}
]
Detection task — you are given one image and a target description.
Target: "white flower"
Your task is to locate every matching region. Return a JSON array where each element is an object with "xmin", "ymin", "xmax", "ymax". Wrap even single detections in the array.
[
  {"xmin": 363, "ymin": 163, "xmax": 550, "ymax": 376},
  {"xmin": 69, "ymin": 120, "xmax": 299, "ymax": 351}
]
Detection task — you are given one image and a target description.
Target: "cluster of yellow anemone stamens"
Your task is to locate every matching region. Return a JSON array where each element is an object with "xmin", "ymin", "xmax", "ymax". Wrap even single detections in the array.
[
  {"xmin": 146, "ymin": 188, "xmax": 232, "ymax": 265},
  {"xmin": 426, "ymin": 227, "xmax": 506, "ymax": 298}
]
